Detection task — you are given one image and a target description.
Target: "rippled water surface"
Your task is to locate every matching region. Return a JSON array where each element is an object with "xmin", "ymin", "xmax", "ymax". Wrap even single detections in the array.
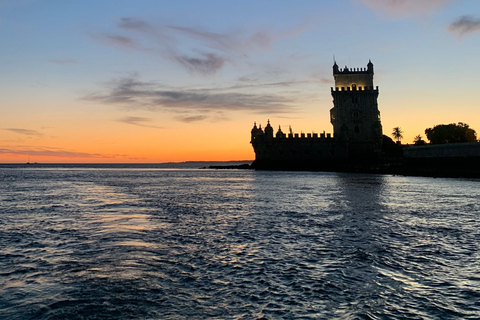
[{"xmin": 1, "ymin": 166, "xmax": 479, "ymax": 319}]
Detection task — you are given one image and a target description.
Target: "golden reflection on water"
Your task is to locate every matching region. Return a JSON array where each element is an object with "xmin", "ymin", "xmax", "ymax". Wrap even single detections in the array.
[
  {"xmin": 116, "ymin": 240, "xmax": 159, "ymax": 248},
  {"xmin": 97, "ymin": 213, "xmax": 157, "ymax": 232}
]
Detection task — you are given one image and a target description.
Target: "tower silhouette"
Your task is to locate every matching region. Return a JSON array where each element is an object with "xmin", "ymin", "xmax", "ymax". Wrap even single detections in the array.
[{"xmin": 330, "ymin": 60, "xmax": 383, "ymax": 159}]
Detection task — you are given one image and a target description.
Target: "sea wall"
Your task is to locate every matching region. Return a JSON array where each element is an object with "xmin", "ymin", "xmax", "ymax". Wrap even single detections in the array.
[
  {"xmin": 403, "ymin": 142, "xmax": 480, "ymax": 158},
  {"xmin": 402, "ymin": 142, "xmax": 480, "ymax": 178}
]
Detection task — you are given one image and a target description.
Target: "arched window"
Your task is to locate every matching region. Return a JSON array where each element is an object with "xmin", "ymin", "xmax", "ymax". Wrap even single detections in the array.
[{"xmin": 354, "ymin": 125, "xmax": 360, "ymax": 134}]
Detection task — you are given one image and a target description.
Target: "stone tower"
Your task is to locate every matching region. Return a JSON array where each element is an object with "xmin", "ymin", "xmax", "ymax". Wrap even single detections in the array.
[{"xmin": 330, "ymin": 60, "xmax": 383, "ymax": 159}]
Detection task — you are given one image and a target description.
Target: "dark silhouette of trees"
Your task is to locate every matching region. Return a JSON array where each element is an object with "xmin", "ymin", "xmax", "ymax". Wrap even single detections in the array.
[
  {"xmin": 382, "ymin": 135, "xmax": 402, "ymax": 157},
  {"xmin": 425, "ymin": 122, "xmax": 477, "ymax": 144},
  {"xmin": 391, "ymin": 127, "xmax": 403, "ymax": 144},
  {"xmin": 413, "ymin": 134, "xmax": 427, "ymax": 145}
]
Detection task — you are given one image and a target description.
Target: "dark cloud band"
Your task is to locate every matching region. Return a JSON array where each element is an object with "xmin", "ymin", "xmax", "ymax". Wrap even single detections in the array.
[
  {"xmin": 448, "ymin": 15, "xmax": 480, "ymax": 36},
  {"xmin": 83, "ymin": 75, "xmax": 297, "ymax": 119}
]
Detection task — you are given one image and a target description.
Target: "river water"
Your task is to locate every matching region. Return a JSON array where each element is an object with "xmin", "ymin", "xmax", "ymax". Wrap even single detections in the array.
[{"xmin": 1, "ymin": 166, "xmax": 479, "ymax": 319}]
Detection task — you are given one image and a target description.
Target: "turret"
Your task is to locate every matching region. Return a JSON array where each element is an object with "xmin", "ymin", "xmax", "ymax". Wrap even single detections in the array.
[
  {"xmin": 333, "ymin": 61, "xmax": 339, "ymax": 74},
  {"xmin": 367, "ymin": 59, "xmax": 374, "ymax": 74},
  {"xmin": 251, "ymin": 122, "xmax": 260, "ymax": 143},
  {"xmin": 276, "ymin": 125, "xmax": 285, "ymax": 138},
  {"xmin": 264, "ymin": 119, "xmax": 274, "ymax": 139}
]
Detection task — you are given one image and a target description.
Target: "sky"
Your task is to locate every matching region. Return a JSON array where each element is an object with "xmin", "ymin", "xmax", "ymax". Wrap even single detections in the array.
[{"xmin": 1, "ymin": 0, "xmax": 479, "ymax": 163}]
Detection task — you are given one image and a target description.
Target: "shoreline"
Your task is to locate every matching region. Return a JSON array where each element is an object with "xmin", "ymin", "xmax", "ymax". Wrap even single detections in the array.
[{"xmin": 207, "ymin": 160, "xmax": 480, "ymax": 179}]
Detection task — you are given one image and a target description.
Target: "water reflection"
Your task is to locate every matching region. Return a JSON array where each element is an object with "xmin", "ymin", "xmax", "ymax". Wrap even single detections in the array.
[
  {"xmin": 1, "ymin": 168, "xmax": 479, "ymax": 319},
  {"xmin": 327, "ymin": 174, "xmax": 389, "ymax": 316}
]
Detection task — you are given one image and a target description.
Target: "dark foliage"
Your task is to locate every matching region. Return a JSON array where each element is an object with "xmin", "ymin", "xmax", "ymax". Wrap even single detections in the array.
[
  {"xmin": 382, "ymin": 135, "xmax": 402, "ymax": 157},
  {"xmin": 413, "ymin": 135, "xmax": 427, "ymax": 145},
  {"xmin": 425, "ymin": 122, "xmax": 477, "ymax": 144}
]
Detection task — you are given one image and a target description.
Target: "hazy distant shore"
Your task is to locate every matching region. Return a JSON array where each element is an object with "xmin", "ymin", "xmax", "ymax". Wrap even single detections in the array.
[{"xmin": 0, "ymin": 161, "xmax": 254, "ymax": 169}]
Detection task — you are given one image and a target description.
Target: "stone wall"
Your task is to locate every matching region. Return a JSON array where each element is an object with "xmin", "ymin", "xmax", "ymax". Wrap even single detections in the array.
[{"xmin": 403, "ymin": 142, "xmax": 480, "ymax": 158}]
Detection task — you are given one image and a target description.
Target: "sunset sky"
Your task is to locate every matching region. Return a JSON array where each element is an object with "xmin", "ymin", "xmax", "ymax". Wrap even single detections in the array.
[{"xmin": 1, "ymin": 0, "xmax": 479, "ymax": 163}]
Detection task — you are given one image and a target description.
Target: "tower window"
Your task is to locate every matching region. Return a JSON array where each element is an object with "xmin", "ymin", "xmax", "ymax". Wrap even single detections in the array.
[{"xmin": 355, "ymin": 126, "xmax": 360, "ymax": 134}]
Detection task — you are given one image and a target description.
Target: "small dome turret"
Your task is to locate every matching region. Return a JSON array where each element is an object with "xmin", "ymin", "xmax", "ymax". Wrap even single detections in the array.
[
  {"xmin": 264, "ymin": 119, "xmax": 274, "ymax": 139},
  {"xmin": 276, "ymin": 125, "xmax": 285, "ymax": 138},
  {"xmin": 251, "ymin": 121, "xmax": 262, "ymax": 142}
]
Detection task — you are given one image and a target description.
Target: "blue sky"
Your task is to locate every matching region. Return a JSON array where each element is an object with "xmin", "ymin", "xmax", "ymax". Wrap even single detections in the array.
[{"xmin": 1, "ymin": 0, "xmax": 479, "ymax": 162}]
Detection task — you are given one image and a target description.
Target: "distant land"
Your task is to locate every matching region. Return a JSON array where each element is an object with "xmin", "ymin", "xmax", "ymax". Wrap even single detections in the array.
[{"xmin": 0, "ymin": 161, "xmax": 253, "ymax": 169}]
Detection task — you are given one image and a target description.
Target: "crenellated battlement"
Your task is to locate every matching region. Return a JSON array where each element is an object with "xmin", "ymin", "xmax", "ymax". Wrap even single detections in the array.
[
  {"xmin": 251, "ymin": 121, "xmax": 333, "ymax": 143},
  {"xmin": 283, "ymin": 132, "xmax": 333, "ymax": 139},
  {"xmin": 331, "ymin": 86, "xmax": 378, "ymax": 92},
  {"xmin": 334, "ymin": 67, "xmax": 370, "ymax": 74},
  {"xmin": 333, "ymin": 60, "xmax": 374, "ymax": 75}
]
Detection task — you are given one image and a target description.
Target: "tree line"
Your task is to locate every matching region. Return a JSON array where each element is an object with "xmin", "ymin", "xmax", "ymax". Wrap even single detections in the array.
[{"xmin": 392, "ymin": 123, "xmax": 478, "ymax": 145}]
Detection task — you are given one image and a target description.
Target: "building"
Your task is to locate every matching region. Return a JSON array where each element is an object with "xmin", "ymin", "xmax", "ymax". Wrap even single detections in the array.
[{"xmin": 250, "ymin": 60, "xmax": 383, "ymax": 170}]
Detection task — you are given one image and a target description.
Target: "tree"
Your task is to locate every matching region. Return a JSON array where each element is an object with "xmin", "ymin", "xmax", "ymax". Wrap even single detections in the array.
[
  {"xmin": 391, "ymin": 127, "xmax": 403, "ymax": 144},
  {"xmin": 425, "ymin": 122, "xmax": 477, "ymax": 144},
  {"xmin": 413, "ymin": 134, "xmax": 426, "ymax": 145},
  {"xmin": 382, "ymin": 135, "xmax": 402, "ymax": 157}
]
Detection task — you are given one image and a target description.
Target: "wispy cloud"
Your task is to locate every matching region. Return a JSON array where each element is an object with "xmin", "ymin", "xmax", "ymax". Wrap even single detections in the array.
[
  {"xmin": 0, "ymin": 147, "xmax": 111, "ymax": 158},
  {"xmin": 165, "ymin": 25, "xmax": 275, "ymax": 53},
  {"xmin": 94, "ymin": 17, "xmax": 308, "ymax": 75},
  {"xmin": 226, "ymin": 79, "xmax": 327, "ymax": 90},
  {"xmin": 174, "ymin": 115, "xmax": 208, "ymax": 123},
  {"xmin": 118, "ymin": 17, "xmax": 153, "ymax": 32},
  {"xmin": 83, "ymin": 74, "xmax": 298, "ymax": 119},
  {"xmin": 4, "ymin": 128, "xmax": 42, "ymax": 136},
  {"xmin": 448, "ymin": 15, "xmax": 480, "ymax": 37},
  {"xmin": 117, "ymin": 116, "xmax": 163, "ymax": 128},
  {"xmin": 174, "ymin": 52, "xmax": 226, "ymax": 75},
  {"xmin": 358, "ymin": 0, "xmax": 453, "ymax": 18},
  {"xmin": 97, "ymin": 34, "xmax": 138, "ymax": 49}
]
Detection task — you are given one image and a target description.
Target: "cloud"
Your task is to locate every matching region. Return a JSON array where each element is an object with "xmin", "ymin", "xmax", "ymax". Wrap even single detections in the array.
[
  {"xmin": 82, "ymin": 75, "xmax": 297, "ymax": 119},
  {"xmin": 117, "ymin": 17, "xmax": 276, "ymax": 54},
  {"xmin": 118, "ymin": 17, "xmax": 153, "ymax": 31},
  {"xmin": 173, "ymin": 52, "xmax": 226, "ymax": 75},
  {"xmin": 95, "ymin": 17, "xmax": 308, "ymax": 75},
  {"xmin": 166, "ymin": 25, "xmax": 275, "ymax": 54},
  {"xmin": 358, "ymin": 0, "xmax": 453, "ymax": 18},
  {"xmin": 0, "ymin": 147, "xmax": 110, "ymax": 158},
  {"xmin": 117, "ymin": 116, "xmax": 163, "ymax": 128},
  {"xmin": 236, "ymin": 76, "xmax": 258, "ymax": 82},
  {"xmin": 95, "ymin": 34, "xmax": 137, "ymax": 49},
  {"xmin": 227, "ymin": 79, "xmax": 324, "ymax": 90},
  {"xmin": 448, "ymin": 15, "xmax": 480, "ymax": 37},
  {"xmin": 4, "ymin": 128, "xmax": 42, "ymax": 136},
  {"xmin": 174, "ymin": 115, "xmax": 208, "ymax": 123}
]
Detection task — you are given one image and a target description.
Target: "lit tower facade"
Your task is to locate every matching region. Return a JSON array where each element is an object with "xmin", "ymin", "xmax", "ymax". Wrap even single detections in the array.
[{"xmin": 330, "ymin": 60, "xmax": 383, "ymax": 159}]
